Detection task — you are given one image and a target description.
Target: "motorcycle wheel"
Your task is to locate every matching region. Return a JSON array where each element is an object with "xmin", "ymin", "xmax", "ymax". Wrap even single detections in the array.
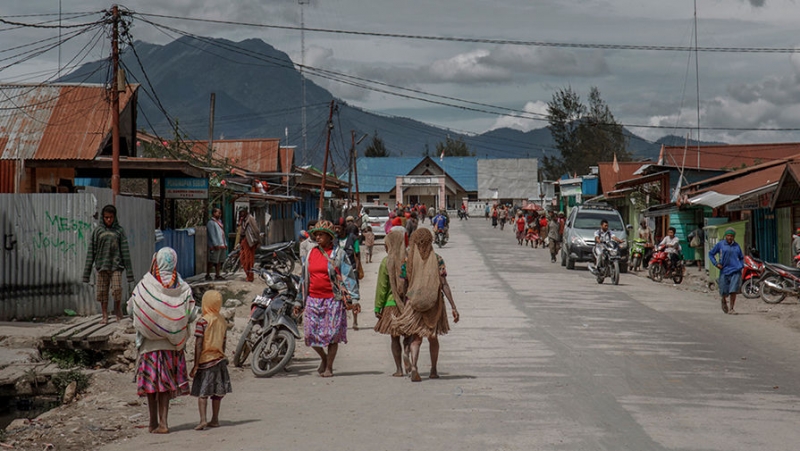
[
  {"xmin": 741, "ymin": 278, "xmax": 760, "ymax": 299},
  {"xmin": 561, "ymin": 249, "xmax": 567, "ymax": 267},
  {"xmin": 437, "ymin": 236, "xmax": 444, "ymax": 248},
  {"xmin": 612, "ymin": 261, "xmax": 620, "ymax": 285},
  {"xmin": 630, "ymin": 256, "xmax": 640, "ymax": 272},
  {"xmin": 760, "ymin": 275, "xmax": 788, "ymax": 304},
  {"xmin": 268, "ymin": 252, "xmax": 295, "ymax": 275},
  {"xmin": 650, "ymin": 263, "xmax": 663, "ymax": 282},
  {"xmin": 251, "ymin": 330, "xmax": 296, "ymax": 377},
  {"xmin": 222, "ymin": 254, "xmax": 241, "ymax": 275},
  {"xmin": 232, "ymin": 322, "xmax": 254, "ymax": 368}
]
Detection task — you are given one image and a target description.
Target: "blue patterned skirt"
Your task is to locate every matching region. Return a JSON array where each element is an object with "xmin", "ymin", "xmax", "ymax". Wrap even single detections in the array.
[{"xmin": 304, "ymin": 296, "xmax": 347, "ymax": 347}]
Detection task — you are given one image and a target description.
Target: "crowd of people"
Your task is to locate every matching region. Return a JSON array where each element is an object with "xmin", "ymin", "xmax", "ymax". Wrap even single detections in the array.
[{"xmin": 484, "ymin": 203, "xmax": 567, "ymax": 263}]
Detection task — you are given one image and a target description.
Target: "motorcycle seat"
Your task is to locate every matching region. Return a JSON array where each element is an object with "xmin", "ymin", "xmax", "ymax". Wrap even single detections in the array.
[
  {"xmin": 259, "ymin": 242, "xmax": 288, "ymax": 253},
  {"xmin": 773, "ymin": 263, "xmax": 800, "ymax": 276}
]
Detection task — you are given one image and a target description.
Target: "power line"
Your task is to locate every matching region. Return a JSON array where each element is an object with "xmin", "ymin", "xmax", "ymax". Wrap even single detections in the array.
[{"xmin": 133, "ymin": 11, "xmax": 800, "ymax": 54}]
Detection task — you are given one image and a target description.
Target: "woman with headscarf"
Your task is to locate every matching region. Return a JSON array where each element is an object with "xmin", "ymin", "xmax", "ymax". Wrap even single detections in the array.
[
  {"xmin": 127, "ymin": 247, "xmax": 195, "ymax": 434},
  {"xmin": 190, "ymin": 290, "xmax": 233, "ymax": 430},
  {"xmin": 394, "ymin": 228, "xmax": 459, "ymax": 382},
  {"xmin": 300, "ymin": 220, "xmax": 360, "ymax": 377},
  {"xmin": 374, "ymin": 230, "xmax": 408, "ymax": 376}
]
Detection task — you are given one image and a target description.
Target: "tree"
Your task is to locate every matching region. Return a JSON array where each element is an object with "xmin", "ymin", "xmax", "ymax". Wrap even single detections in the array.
[
  {"xmin": 543, "ymin": 86, "xmax": 630, "ymax": 179},
  {"xmin": 436, "ymin": 136, "xmax": 473, "ymax": 157},
  {"xmin": 364, "ymin": 132, "xmax": 389, "ymax": 157}
]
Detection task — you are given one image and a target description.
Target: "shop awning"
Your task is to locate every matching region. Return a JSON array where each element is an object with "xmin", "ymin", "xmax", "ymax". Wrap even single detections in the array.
[{"xmin": 688, "ymin": 191, "xmax": 739, "ymax": 209}]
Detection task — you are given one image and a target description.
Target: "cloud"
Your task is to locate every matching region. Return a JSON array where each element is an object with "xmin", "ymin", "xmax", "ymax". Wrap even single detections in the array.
[
  {"xmin": 355, "ymin": 46, "xmax": 609, "ymax": 86},
  {"xmin": 489, "ymin": 101, "xmax": 549, "ymax": 132},
  {"xmin": 747, "ymin": 0, "xmax": 766, "ymax": 6}
]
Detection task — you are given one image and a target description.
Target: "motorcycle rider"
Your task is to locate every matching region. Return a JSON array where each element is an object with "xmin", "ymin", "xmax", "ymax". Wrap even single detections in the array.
[
  {"xmin": 591, "ymin": 219, "xmax": 623, "ymax": 273},
  {"xmin": 657, "ymin": 227, "xmax": 682, "ymax": 271},
  {"xmin": 432, "ymin": 209, "xmax": 449, "ymax": 242}
]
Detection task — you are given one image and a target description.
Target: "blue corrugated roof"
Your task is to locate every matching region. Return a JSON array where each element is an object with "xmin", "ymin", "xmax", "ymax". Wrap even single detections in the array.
[{"xmin": 345, "ymin": 156, "xmax": 479, "ymax": 193}]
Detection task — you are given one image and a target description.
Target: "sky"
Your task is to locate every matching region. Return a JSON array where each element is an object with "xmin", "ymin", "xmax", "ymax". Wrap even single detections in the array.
[{"xmin": 4, "ymin": 0, "xmax": 800, "ymax": 145}]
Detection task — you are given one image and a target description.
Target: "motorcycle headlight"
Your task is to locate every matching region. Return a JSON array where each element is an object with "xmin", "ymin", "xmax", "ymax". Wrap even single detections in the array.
[{"xmin": 609, "ymin": 250, "xmax": 618, "ymax": 256}]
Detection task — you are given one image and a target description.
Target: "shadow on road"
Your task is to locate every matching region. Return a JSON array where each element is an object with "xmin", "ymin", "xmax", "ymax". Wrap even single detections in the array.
[{"xmin": 168, "ymin": 418, "xmax": 261, "ymax": 433}]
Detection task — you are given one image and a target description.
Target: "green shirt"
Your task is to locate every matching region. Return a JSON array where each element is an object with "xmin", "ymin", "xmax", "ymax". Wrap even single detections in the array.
[{"xmin": 373, "ymin": 257, "xmax": 397, "ymax": 312}]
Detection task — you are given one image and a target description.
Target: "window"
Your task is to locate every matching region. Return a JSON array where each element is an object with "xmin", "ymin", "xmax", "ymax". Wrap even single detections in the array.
[{"xmin": 574, "ymin": 212, "xmax": 624, "ymax": 230}]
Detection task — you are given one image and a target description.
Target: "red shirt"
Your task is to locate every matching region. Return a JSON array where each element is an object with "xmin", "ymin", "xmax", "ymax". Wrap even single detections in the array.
[
  {"xmin": 516, "ymin": 217, "xmax": 526, "ymax": 232},
  {"xmin": 307, "ymin": 248, "xmax": 334, "ymax": 298}
]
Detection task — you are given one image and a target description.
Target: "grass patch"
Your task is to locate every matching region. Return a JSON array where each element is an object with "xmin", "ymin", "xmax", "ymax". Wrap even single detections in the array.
[
  {"xmin": 42, "ymin": 349, "xmax": 102, "ymax": 369},
  {"xmin": 51, "ymin": 370, "xmax": 90, "ymax": 399}
]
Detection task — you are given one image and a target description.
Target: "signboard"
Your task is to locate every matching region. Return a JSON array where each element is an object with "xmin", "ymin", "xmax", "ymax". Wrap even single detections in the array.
[
  {"xmin": 402, "ymin": 176, "xmax": 438, "ymax": 186},
  {"xmin": 164, "ymin": 178, "xmax": 208, "ymax": 199}
]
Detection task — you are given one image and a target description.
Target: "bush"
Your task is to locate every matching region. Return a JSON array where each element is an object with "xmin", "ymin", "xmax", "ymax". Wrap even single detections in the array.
[{"xmin": 51, "ymin": 370, "xmax": 90, "ymax": 398}]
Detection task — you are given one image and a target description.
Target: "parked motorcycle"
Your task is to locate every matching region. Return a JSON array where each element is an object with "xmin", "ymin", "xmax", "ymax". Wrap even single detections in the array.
[
  {"xmin": 232, "ymin": 269, "xmax": 302, "ymax": 377},
  {"xmin": 648, "ymin": 245, "xmax": 685, "ymax": 284},
  {"xmin": 435, "ymin": 229, "xmax": 448, "ymax": 247},
  {"xmin": 759, "ymin": 255, "xmax": 800, "ymax": 304},
  {"xmin": 629, "ymin": 238, "xmax": 647, "ymax": 272},
  {"xmin": 222, "ymin": 241, "xmax": 298, "ymax": 276},
  {"xmin": 740, "ymin": 249, "xmax": 765, "ymax": 299},
  {"xmin": 591, "ymin": 240, "xmax": 621, "ymax": 285}
]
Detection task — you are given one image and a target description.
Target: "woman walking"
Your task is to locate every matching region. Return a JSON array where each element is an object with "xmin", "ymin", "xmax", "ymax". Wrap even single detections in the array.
[
  {"xmin": 374, "ymin": 230, "xmax": 409, "ymax": 376},
  {"xmin": 515, "ymin": 212, "xmax": 526, "ymax": 245},
  {"xmin": 395, "ymin": 229, "xmax": 459, "ymax": 382},
  {"xmin": 301, "ymin": 220, "xmax": 360, "ymax": 377},
  {"xmin": 128, "ymin": 247, "xmax": 195, "ymax": 434},
  {"xmin": 237, "ymin": 208, "xmax": 260, "ymax": 282}
]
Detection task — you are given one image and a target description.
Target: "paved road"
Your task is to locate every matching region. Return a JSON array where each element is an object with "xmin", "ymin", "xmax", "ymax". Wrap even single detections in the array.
[{"xmin": 103, "ymin": 218, "xmax": 800, "ymax": 451}]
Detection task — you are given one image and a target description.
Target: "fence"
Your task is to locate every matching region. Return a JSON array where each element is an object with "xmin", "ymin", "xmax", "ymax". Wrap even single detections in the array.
[{"xmin": 0, "ymin": 190, "xmax": 154, "ymax": 320}]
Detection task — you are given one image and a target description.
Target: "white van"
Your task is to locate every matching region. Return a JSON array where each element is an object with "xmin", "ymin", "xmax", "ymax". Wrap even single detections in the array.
[{"xmin": 361, "ymin": 204, "xmax": 392, "ymax": 238}]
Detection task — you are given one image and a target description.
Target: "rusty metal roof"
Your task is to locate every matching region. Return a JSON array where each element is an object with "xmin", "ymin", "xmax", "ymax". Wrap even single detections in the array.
[
  {"xmin": 663, "ymin": 142, "xmax": 800, "ymax": 170},
  {"xmin": 191, "ymin": 139, "xmax": 294, "ymax": 173},
  {"xmin": 597, "ymin": 161, "xmax": 644, "ymax": 195},
  {"xmin": 0, "ymin": 83, "xmax": 137, "ymax": 161}
]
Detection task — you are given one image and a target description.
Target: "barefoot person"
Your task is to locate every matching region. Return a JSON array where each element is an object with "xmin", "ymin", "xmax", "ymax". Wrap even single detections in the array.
[
  {"xmin": 190, "ymin": 290, "xmax": 232, "ymax": 430},
  {"xmin": 374, "ymin": 230, "xmax": 408, "ymax": 377},
  {"xmin": 128, "ymin": 247, "xmax": 195, "ymax": 433},
  {"xmin": 395, "ymin": 228, "xmax": 459, "ymax": 382},
  {"xmin": 708, "ymin": 228, "xmax": 744, "ymax": 314},
  {"xmin": 300, "ymin": 220, "xmax": 360, "ymax": 377},
  {"xmin": 83, "ymin": 204, "xmax": 135, "ymax": 324}
]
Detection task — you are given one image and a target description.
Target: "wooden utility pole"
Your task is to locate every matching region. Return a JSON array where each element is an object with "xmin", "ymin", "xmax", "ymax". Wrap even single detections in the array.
[
  {"xmin": 207, "ymin": 93, "xmax": 215, "ymax": 163},
  {"xmin": 110, "ymin": 5, "xmax": 121, "ymax": 203},
  {"xmin": 317, "ymin": 100, "xmax": 335, "ymax": 219},
  {"xmin": 353, "ymin": 131, "xmax": 361, "ymax": 209}
]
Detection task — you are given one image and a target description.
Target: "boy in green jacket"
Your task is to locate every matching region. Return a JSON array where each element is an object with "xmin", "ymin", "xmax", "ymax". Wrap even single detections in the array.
[{"xmin": 83, "ymin": 205, "xmax": 135, "ymax": 324}]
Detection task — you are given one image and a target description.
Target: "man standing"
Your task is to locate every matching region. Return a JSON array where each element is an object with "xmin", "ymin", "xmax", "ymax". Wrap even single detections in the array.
[
  {"xmin": 238, "ymin": 208, "xmax": 261, "ymax": 282},
  {"xmin": 792, "ymin": 228, "xmax": 800, "ymax": 268},
  {"xmin": 83, "ymin": 204, "xmax": 135, "ymax": 324},
  {"xmin": 708, "ymin": 228, "xmax": 744, "ymax": 315},
  {"xmin": 546, "ymin": 212, "xmax": 560, "ymax": 263},
  {"xmin": 206, "ymin": 207, "xmax": 227, "ymax": 281},
  {"xmin": 688, "ymin": 224, "xmax": 705, "ymax": 271}
]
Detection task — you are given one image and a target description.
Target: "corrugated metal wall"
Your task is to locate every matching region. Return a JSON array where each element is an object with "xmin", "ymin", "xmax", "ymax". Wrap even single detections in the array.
[
  {"xmin": 0, "ymin": 190, "xmax": 155, "ymax": 320},
  {"xmin": 155, "ymin": 230, "xmax": 196, "ymax": 278}
]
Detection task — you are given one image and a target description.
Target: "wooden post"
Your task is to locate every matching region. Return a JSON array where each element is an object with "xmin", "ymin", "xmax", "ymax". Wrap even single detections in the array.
[
  {"xmin": 110, "ymin": 5, "xmax": 120, "ymax": 203},
  {"xmin": 317, "ymin": 100, "xmax": 335, "ymax": 219}
]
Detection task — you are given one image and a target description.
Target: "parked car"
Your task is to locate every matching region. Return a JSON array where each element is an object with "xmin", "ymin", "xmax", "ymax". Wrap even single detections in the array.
[
  {"xmin": 561, "ymin": 203, "xmax": 628, "ymax": 272},
  {"xmin": 360, "ymin": 203, "xmax": 391, "ymax": 238}
]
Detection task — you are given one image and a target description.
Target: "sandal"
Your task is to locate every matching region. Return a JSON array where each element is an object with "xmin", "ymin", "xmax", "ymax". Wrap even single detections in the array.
[{"xmin": 720, "ymin": 298, "xmax": 729, "ymax": 314}]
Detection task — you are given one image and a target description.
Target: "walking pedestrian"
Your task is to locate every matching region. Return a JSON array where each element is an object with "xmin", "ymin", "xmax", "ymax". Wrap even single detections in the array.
[
  {"xmin": 83, "ymin": 204, "xmax": 135, "ymax": 324},
  {"xmin": 406, "ymin": 211, "xmax": 419, "ymax": 236},
  {"xmin": 336, "ymin": 217, "xmax": 361, "ymax": 329},
  {"xmin": 515, "ymin": 212, "xmax": 526, "ymax": 245},
  {"xmin": 363, "ymin": 227, "xmax": 375, "ymax": 263},
  {"xmin": 190, "ymin": 290, "xmax": 232, "ymax": 431},
  {"xmin": 546, "ymin": 213, "xmax": 560, "ymax": 263},
  {"xmin": 395, "ymin": 229, "xmax": 459, "ymax": 382},
  {"xmin": 792, "ymin": 228, "xmax": 800, "ymax": 267},
  {"xmin": 374, "ymin": 230, "xmax": 408, "ymax": 376},
  {"xmin": 301, "ymin": 220, "xmax": 360, "ymax": 377},
  {"xmin": 708, "ymin": 228, "xmax": 744, "ymax": 314},
  {"xmin": 491, "ymin": 205, "xmax": 498, "ymax": 228},
  {"xmin": 128, "ymin": 247, "xmax": 195, "ymax": 434},
  {"xmin": 206, "ymin": 207, "xmax": 227, "ymax": 281},
  {"xmin": 237, "ymin": 208, "xmax": 260, "ymax": 282},
  {"xmin": 688, "ymin": 224, "xmax": 705, "ymax": 271}
]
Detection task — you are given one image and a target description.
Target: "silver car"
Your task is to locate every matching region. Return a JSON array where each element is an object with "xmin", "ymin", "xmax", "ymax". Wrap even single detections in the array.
[
  {"xmin": 361, "ymin": 204, "xmax": 391, "ymax": 238},
  {"xmin": 561, "ymin": 203, "xmax": 628, "ymax": 271}
]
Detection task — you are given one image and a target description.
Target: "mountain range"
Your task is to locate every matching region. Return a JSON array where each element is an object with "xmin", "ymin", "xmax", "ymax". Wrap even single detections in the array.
[{"xmin": 61, "ymin": 36, "xmax": 721, "ymax": 167}]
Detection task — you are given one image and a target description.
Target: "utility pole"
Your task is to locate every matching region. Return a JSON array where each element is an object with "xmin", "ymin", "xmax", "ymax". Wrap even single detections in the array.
[
  {"xmin": 207, "ymin": 93, "xmax": 215, "ymax": 163},
  {"xmin": 110, "ymin": 4, "xmax": 121, "ymax": 203},
  {"xmin": 317, "ymin": 100, "xmax": 335, "ymax": 219},
  {"xmin": 299, "ymin": 0, "xmax": 308, "ymax": 165},
  {"xmin": 347, "ymin": 131, "xmax": 354, "ymax": 205}
]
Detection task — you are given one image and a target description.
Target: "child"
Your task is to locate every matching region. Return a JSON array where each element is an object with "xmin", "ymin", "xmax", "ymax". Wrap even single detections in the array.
[
  {"xmin": 363, "ymin": 227, "xmax": 375, "ymax": 263},
  {"xmin": 525, "ymin": 224, "xmax": 537, "ymax": 247},
  {"xmin": 190, "ymin": 290, "xmax": 232, "ymax": 430}
]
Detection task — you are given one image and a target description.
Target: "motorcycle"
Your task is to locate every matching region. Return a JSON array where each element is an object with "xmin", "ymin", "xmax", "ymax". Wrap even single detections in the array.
[
  {"xmin": 232, "ymin": 269, "xmax": 302, "ymax": 377},
  {"xmin": 740, "ymin": 249, "xmax": 765, "ymax": 299},
  {"xmin": 759, "ymin": 255, "xmax": 800, "ymax": 304},
  {"xmin": 591, "ymin": 240, "xmax": 621, "ymax": 285},
  {"xmin": 222, "ymin": 241, "xmax": 298, "ymax": 276},
  {"xmin": 458, "ymin": 208, "xmax": 469, "ymax": 220},
  {"xmin": 629, "ymin": 238, "xmax": 647, "ymax": 272},
  {"xmin": 648, "ymin": 245, "xmax": 685, "ymax": 284},
  {"xmin": 435, "ymin": 229, "xmax": 448, "ymax": 247}
]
